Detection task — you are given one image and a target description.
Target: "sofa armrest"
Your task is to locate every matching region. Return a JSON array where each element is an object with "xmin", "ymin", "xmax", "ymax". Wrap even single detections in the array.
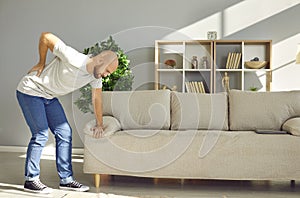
[
  {"xmin": 83, "ymin": 116, "xmax": 121, "ymax": 137},
  {"xmin": 282, "ymin": 117, "xmax": 300, "ymax": 136}
]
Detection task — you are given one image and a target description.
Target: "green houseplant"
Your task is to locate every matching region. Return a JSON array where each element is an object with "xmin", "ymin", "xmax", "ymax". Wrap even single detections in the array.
[
  {"xmin": 74, "ymin": 36, "xmax": 134, "ymax": 114},
  {"xmin": 249, "ymin": 86, "xmax": 258, "ymax": 91}
]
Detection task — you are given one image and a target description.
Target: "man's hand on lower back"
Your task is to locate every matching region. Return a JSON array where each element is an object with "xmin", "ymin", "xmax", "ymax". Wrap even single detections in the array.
[{"xmin": 28, "ymin": 63, "xmax": 45, "ymax": 77}]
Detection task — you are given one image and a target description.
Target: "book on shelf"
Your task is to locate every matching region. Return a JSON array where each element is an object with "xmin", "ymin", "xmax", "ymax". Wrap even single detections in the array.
[
  {"xmin": 225, "ymin": 52, "xmax": 241, "ymax": 69},
  {"xmin": 185, "ymin": 82, "xmax": 191, "ymax": 93},
  {"xmin": 185, "ymin": 81, "xmax": 206, "ymax": 93},
  {"xmin": 225, "ymin": 52, "xmax": 232, "ymax": 69}
]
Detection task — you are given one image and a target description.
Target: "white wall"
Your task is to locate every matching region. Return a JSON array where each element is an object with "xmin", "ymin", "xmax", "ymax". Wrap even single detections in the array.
[{"xmin": 0, "ymin": 0, "xmax": 299, "ymax": 147}]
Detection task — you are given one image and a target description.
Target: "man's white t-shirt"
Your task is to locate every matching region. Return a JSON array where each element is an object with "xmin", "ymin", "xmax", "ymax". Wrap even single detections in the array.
[{"xmin": 17, "ymin": 40, "xmax": 102, "ymax": 99}]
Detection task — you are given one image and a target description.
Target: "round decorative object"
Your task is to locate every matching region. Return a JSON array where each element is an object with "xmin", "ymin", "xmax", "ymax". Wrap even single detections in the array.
[
  {"xmin": 164, "ymin": 59, "xmax": 176, "ymax": 68},
  {"xmin": 244, "ymin": 61, "xmax": 268, "ymax": 69}
]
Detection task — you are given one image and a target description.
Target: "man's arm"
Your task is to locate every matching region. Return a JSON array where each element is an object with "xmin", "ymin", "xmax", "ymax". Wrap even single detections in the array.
[
  {"xmin": 28, "ymin": 32, "xmax": 60, "ymax": 76},
  {"xmin": 91, "ymin": 87, "xmax": 104, "ymax": 138}
]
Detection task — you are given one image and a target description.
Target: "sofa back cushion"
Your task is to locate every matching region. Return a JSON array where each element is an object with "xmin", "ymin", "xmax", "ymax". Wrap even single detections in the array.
[
  {"xmin": 102, "ymin": 90, "xmax": 170, "ymax": 130},
  {"xmin": 171, "ymin": 92, "xmax": 228, "ymax": 130},
  {"xmin": 229, "ymin": 90, "xmax": 300, "ymax": 131}
]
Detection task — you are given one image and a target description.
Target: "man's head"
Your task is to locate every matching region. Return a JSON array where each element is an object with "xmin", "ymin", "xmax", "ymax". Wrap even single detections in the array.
[{"xmin": 92, "ymin": 50, "xmax": 118, "ymax": 79}]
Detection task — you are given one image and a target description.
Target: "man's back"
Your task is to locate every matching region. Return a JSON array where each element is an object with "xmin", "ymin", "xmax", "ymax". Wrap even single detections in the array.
[{"xmin": 17, "ymin": 40, "xmax": 99, "ymax": 99}]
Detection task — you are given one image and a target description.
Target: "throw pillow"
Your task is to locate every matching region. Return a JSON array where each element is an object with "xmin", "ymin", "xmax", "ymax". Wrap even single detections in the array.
[
  {"xmin": 282, "ymin": 117, "xmax": 300, "ymax": 136},
  {"xmin": 84, "ymin": 116, "xmax": 121, "ymax": 137},
  {"xmin": 171, "ymin": 92, "xmax": 228, "ymax": 130}
]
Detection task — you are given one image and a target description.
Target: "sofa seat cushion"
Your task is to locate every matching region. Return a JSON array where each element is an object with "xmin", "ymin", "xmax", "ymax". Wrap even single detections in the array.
[
  {"xmin": 229, "ymin": 90, "xmax": 300, "ymax": 131},
  {"xmin": 102, "ymin": 90, "xmax": 171, "ymax": 130},
  {"xmin": 84, "ymin": 129, "xmax": 194, "ymax": 173},
  {"xmin": 84, "ymin": 130, "xmax": 300, "ymax": 179},
  {"xmin": 171, "ymin": 92, "xmax": 228, "ymax": 130}
]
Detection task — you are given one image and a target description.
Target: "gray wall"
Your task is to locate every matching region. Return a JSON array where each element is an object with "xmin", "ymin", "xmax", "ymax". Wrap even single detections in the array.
[{"xmin": 0, "ymin": 0, "xmax": 300, "ymax": 147}]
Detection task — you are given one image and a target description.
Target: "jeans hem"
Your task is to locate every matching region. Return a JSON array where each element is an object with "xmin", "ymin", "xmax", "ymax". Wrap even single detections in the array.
[
  {"xmin": 60, "ymin": 176, "xmax": 74, "ymax": 184},
  {"xmin": 25, "ymin": 175, "xmax": 40, "ymax": 181}
]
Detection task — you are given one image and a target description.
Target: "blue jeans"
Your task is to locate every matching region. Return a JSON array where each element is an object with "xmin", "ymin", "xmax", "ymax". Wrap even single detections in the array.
[{"xmin": 16, "ymin": 91, "xmax": 74, "ymax": 184}]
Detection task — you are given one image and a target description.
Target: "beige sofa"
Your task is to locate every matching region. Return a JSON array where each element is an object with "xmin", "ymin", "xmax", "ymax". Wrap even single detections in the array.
[{"xmin": 83, "ymin": 90, "xmax": 300, "ymax": 187}]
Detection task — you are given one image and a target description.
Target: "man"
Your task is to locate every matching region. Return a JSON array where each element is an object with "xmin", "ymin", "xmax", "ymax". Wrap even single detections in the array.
[{"xmin": 16, "ymin": 32, "xmax": 118, "ymax": 193}]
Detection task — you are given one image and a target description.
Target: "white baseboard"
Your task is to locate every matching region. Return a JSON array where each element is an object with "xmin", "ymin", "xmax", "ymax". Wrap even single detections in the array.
[
  {"xmin": 0, "ymin": 146, "xmax": 27, "ymax": 153},
  {"xmin": 0, "ymin": 146, "xmax": 84, "ymax": 155}
]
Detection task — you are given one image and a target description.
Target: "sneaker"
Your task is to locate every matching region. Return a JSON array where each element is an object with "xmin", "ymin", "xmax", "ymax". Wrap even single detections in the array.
[
  {"xmin": 24, "ymin": 179, "xmax": 53, "ymax": 194},
  {"xmin": 59, "ymin": 180, "xmax": 90, "ymax": 192}
]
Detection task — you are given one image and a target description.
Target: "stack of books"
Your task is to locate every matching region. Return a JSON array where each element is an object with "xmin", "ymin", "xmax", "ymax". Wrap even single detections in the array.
[
  {"xmin": 225, "ymin": 52, "xmax": 242, "ymax": 69},
  {"xmin": 185, "ymin": 81, "xmax": 206, "ymax": 93}
]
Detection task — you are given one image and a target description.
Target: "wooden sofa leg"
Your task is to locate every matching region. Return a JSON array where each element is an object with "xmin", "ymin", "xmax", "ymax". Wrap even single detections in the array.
[
  {"xmin": 291, "ymin": 180, "xmax": 295, "ymax": 187},
  {"xmin": 94, "ymin": 174, "xmax": 101, "ymax": 188},
  {"xmin": 180, "ymin": 179, "xmax": 185, "ymax": 185}
]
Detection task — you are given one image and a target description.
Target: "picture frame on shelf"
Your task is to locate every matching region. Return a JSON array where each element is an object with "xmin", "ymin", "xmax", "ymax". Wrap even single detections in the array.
[{"xmin": 207, "ymin": 31, "xmax": 217, "ymax": 40}]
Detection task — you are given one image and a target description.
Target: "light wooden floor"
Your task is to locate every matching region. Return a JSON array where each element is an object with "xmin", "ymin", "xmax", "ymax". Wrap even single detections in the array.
[{"xmin": 0, "ymin": 151, "xmax": 300, "ymax": 198}]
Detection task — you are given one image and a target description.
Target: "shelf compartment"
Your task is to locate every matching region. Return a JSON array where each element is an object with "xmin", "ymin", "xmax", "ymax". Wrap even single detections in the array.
[
  {"xmin": 185, "ymin": 71, "xmax": 211, "ymax": 93},
  {"xmin": 244, "ymin": 70, "xmax": 268, "ymax": 92},
  {"xmin": 156, "ymin": 41, "xmax": 184, "ymax": 70},
  {"xmin": 243, "ymin": 41, "xmax": 272, "ymax": 69},
  {"xmin": 215, "ymin": 71, "xmax": 242, "ymax": 93},
  {"xmin": 214, "ymin": 41, "xmax": 242, "ymax": 70},
  {"xmin": 157, "ymin": 71, "xmax": 183, "ymax": 91},
  {"xmin": 185, "ymin": 41, "xmax": 213, "ymax": 70},
  {"xmin": 159, "ymin": 53, "xmax": 183, "ymax": 70}
]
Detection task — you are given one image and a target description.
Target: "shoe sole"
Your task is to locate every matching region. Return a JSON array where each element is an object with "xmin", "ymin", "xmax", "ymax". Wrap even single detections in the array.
[
  {"xmin": 24, "ymin": 187, "xmax": 53, "ymax": 194},
  {"xmin": 59, "ymin": 186, "xmax": 90, "ymax": 192}
]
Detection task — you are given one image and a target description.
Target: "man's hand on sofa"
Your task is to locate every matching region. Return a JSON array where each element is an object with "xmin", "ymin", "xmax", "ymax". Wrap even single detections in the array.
[
  {"xmin": 84, "ymin": 116, "xmax": 122, "ymax": 138},
  {"xmin": 91, "ymin": 125, "xmax": 105, "ymax": 139}
]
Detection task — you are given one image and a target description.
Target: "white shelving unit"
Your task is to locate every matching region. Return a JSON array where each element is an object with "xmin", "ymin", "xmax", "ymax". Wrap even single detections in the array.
[{"xmin": 155, "ymin": 40, "xmax": 272, "ymax": 93}]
